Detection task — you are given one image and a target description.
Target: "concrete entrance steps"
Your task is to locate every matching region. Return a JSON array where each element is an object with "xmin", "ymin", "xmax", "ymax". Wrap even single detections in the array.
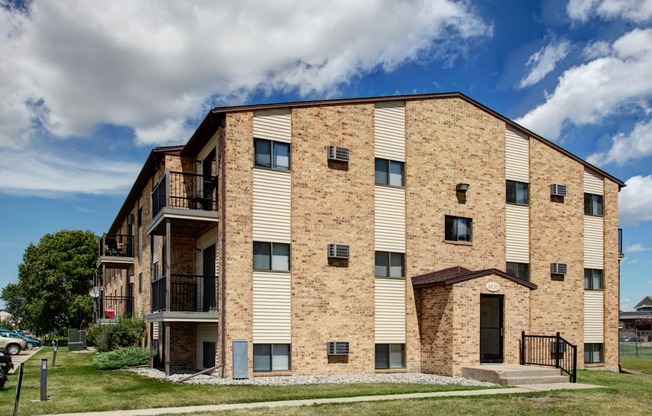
[{"xmin": 461, "ymin": 364, "xmax": 569, "ymax": 386}]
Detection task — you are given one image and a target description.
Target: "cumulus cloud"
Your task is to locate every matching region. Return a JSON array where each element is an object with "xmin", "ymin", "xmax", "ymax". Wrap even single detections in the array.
[
  {"xmin": 583, "ymin": 40, "xmax": 612, "ymax": 59},
  {"xmin": 619, "ymin": 175, "xmax": 652, "ymax": 225},
  {"xmin": 0, "ymin": 0, "xmax": 491, "ymax": 149},
  {"xmin": 587, "ymin": 119, "xmax": 652, "ymax": 166},
  {"xmin": 518, "ymin": 40, "xmax": 571, "ymax": 88},
  {"xmin": 567, "ymin": 0, "xmax": 652, "ymax": 22},
  {"xmin": 625, "ymin": 243, "xmax": 651, "ymax": 253},
  {"xmin": 516, "ymin": 28, "xmax": 652, "ymax": 140}
]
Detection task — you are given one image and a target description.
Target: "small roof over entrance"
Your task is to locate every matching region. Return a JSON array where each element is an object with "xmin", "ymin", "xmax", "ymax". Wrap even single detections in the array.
[{"xmin": 411, "ymin": 266, "xmax": 537, "ymax": 290}]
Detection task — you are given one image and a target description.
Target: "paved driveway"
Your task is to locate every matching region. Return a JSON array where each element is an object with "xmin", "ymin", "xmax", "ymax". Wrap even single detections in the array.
[{"xmin": 8, "ymin": 347, "xmax": 41, "ymax": 374}]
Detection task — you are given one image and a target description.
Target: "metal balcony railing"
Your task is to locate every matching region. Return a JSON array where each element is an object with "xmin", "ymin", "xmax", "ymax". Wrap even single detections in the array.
[
  {"xmin": 100, "ymin": 295, "xmax": 134, "ymax": 320},
  {"xmin": 151, "ymin": 171, "xmax": 217, "ymax": 218},
  {"xmin": 99, "ymin": 234, "xmax": 134, "ymax": 258},
  {"xmin": 151, "ymin": 274, "xmax": 217, "ymax": 313},
  {"xmin": 521, "ymin": 331, "xmax": 577, "ymax": 382}
]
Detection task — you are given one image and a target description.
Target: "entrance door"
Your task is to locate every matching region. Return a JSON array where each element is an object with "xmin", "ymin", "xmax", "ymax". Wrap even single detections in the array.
[{"xmin": 480, "ymin": 295, "xmax": 503, "ymax": 363}]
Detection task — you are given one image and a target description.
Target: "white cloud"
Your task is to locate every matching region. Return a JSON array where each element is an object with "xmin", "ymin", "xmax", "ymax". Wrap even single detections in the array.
[
  {"xmin": 516, "ymin": 28, "xmax": 652, "ymax": 140},
  {"xmin": 567, "ymin": 0, "xmax": 652, "ymax": 22},
  {"xmin": 619, "ymin": 175, "xmax": 652, "ymax": 225},
  {"xmin": 518, "ymin": 40, "xmax": 571, "ymax": 88},
  {"xmin": 0, "ymin": 0, "xmax": 491, "ymax": 148},
  {"xmin": 625, "ymin": 243, "xmax": 651, "ymax": 253},
  {"xmin": 583, "ymin": 40, "xmax": 612, "ymax": 59},
  {"xmin": 587, "ymin": 119, "xmax": 652, "ymax": 166}
]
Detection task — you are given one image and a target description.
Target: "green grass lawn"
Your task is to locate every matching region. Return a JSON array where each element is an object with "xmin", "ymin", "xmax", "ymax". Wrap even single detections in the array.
[{"xmin": 0, "ymin": 348, "xmax": 494, "ymax": 415}]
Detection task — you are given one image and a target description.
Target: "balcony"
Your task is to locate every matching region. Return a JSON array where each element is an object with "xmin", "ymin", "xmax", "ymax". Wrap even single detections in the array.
[
  {"xmin": 148, "ymin": 274, "xmax": 218, "ymax": 323},
  {"xmin": 619, "ymin": 228, "xmax": 624, "ymax": 259},
  {"xmin": 97, "ymin": 234, "xmax": 135, "ymax": 268},
  {"xmin": 96, "ymin": 295, "xmax": 134, "ymax": 324},
  {"xmin": 148, "ymin": 170, "xmax": 219, "ymax": 236}
]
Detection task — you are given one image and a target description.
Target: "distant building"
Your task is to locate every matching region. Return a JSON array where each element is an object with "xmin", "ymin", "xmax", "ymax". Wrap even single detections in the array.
[
  {"xmin": 620, "ymin": 296, "xmax": 652, "ymax": 330},
  {"xmin": 0, "ymin": 310, "xmax": 12, "ymax": 323}
]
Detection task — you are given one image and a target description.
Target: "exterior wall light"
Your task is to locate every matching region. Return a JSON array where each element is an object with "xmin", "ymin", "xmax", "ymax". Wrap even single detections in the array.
[{"xmin": 456, "ymin": 183, "xmax": 470, "ymax": 192}]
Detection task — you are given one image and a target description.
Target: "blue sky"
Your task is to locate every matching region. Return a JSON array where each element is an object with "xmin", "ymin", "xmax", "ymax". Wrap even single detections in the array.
[{"xmin": 0, "ymin": 0, "xmax": 651, "ymax": 310}]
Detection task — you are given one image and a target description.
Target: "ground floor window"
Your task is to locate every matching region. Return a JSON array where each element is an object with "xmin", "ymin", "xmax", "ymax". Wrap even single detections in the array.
[
  {"xmin": 375, "ymin": 343, "xmax": 405, "ymax": 369},
  {"xmin": 584, "ymin": 343, "xmax": 603, "ymax": 364},
  {"xmin": 253, "ymin": 344, "xmax": 290, "ymax": 372}
]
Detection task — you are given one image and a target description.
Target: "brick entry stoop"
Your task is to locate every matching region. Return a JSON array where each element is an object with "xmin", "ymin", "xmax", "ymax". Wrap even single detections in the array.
[{"xmin": 461, "ymin": 365, "xmax": 570, "ymax": 386}]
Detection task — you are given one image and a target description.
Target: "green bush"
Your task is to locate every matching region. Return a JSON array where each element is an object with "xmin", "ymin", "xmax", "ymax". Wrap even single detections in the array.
[
  {"xmin": 92, "ymin": 346, "xmax": 150, "ymax": 370},
  {"xmin": 87, "ymin": 318, "xmax": 145, "ymax": 352}
]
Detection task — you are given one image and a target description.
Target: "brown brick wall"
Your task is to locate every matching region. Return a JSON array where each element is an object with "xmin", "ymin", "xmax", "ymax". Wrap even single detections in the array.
[
  {"xmin": 603, "ymin": 179, "xmax": 620, "ymax": 369},
  {"xmin": 418, "ymin": 285, "xmax": 454, "ymax": 375},
  {"xmin": 169, "ymin": 323, "xmax": 196, "ymax": 369},
  {"xmin": 291, "ymin": 104, "xmax": 376, "ymax": 375}
]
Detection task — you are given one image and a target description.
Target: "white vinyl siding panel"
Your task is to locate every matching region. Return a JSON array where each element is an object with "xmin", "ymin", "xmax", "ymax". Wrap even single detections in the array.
[
  {"xmin": 584, "ymin": 291, "xmax": 604, "ymax": 343},
  {"xmin": 197, "ymin": 228, "xmax": 218, "ymax": 249},
  {"xmin": 253, "ymin": 169, "xmax": 291, "ymax": 243},
  {"xmin": 505, "ymin": 127, "xmax": 529, "ymax": 183},
  {"xmin": 253, "ymin": 109, "xmax": 291, "ymax": 143},
  {"xmin": 196, "ymin": 323, "xmax": 218, "ymax": 339},
  {"xmin": 506, "ymin": 204, "xmax": 529, "ymax": 263},
  {"xmin": 253, "ymin": 271, "xmax": 291, "ymax": 343},
  {"xmin": 584, "ymin": 170, "xmax": 604, "ymax": 195},
  {"xmin": 375, "ymin": 278, "xmax": 406, "ymax": 343},
  {"xmin": 375, "ymin": 102, "xmax": 405, "ymax": 161},
  {"xmin": 584, "ymin": 216, "xmax": 604, "ymax": 269},
  {"xmin": 375, "ymin": 186, "xmax": 405, "ymax": 252}
]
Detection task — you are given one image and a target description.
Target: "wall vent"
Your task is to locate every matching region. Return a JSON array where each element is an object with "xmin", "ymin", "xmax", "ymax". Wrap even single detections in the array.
[
  {"xmin": 327, "ymin": 341, "xmax": 350, "ymax": 355},
  {"xmin": 551, "ymin": 263, "xmax": 567, "ymax": 275},
  {"xmin": 327, "ymin": 244, "xmax": 350, "ymax": 259},
  {"xmin": 550, "ymin": 184, "xmax": 567, "ymax": 197},
  {"xmin": 328, "ymin": 146, "xmax": 350, "ymax": 163}
]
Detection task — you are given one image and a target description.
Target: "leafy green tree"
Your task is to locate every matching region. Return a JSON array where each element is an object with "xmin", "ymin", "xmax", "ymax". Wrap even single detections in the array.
[{"xmin": 1, "ymin": 230, "xmax": 98, "ymax": 335}]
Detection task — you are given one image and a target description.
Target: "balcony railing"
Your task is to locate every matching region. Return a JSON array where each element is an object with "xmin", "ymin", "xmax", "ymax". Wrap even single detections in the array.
[
  {"xmin": 99, "ymin": 234, "xmax": 134, "ymax": 258},
  {"xmin": 521, "ymin": 331, "xmax": 577, "ymax": 383},
  {"xmin": 151, "ymin": 274, "xmax": 217, "ymax": 313},
  {"xmin": 151, "ymin": 171, "xmax": 217, "ymax": 218},
  {"xmin": 100, "ymin": 295, "xmax": 134, "ymax": 320}
]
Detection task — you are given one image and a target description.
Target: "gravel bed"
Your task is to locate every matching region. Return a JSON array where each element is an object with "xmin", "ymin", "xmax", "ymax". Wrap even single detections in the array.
[{"xmin": 126, "ymin": 367, "xmax": 495, "ymax": 387}]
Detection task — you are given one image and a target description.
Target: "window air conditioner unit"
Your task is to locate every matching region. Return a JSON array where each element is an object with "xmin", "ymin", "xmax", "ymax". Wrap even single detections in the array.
[
  {"xmin": 328, "ymin": 146, "xmax": 350, "ymax": 163},
  {"xmin": 551, "ymin": 340, "xmax": 567, "ymax": 354},
  {"xmin": 551, "ymin": 263, "xmax": 567, "ymax": 275},
  {"xmin": 327, "ymin": 341, "xmax": 350, "ymax": 355},
  {"xmin": 327, "ymin": 244, "xmax": 350, "ymax": 259},
  {"xmin": 551, "ymin": 184, "xmax": 567, "ymax": 197}
]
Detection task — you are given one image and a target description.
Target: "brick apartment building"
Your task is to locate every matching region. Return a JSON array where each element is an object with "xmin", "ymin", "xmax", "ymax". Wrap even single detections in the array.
[{"xmin": 95, "ymin": 92, "xmax": 624, "ymax": 378}]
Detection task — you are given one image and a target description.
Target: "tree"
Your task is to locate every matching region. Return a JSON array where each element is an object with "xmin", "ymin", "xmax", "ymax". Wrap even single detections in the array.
[{"xmin": 1, "ymin": 230, "xmax": 98, "ymax": 335}]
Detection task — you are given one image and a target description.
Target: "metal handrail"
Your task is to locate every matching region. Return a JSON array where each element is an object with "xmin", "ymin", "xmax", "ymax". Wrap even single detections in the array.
[{"xmin": 521, "ymin": 331, "xmax": 577, "ymax": 382}]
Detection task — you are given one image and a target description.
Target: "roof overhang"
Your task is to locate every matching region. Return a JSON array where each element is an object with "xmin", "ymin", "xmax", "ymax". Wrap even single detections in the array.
[{"xmin": 412, "ymin": 266, "xmax": 537, "ymax": 290}]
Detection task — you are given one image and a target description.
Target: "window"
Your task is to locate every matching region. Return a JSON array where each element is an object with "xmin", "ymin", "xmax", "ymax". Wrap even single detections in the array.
[
  {"xmin": 584, "ymin": 193, "xmax": 603, "ymax": 216},
  {"xmin": 375, "ymin": 158, "xmax": 404, "ymax": 187},
  {"xmin": 253, "ymin": 344, "xmax": 290, "ymax": 372},
  {"xmin": 584, "ymin": 269, "xmax": 603, "ymax": 290},
  {"xmin": 584, "ymin": 343, "xmax": 603, "ymax": 364},
  {"xmin": 375, "ymin": 251, "xmax": 405, "ymax": 278},
  {"xmin": 506, "ymin": 262, "xmax": 529, "ymax": 281},
  {"xmin": 253, "ymin": 242, "xmax": 290, "ymax": 271},
  {"xmin": 506, "ymin": 180, "xmax": 529, "ymax": 205},
  {"xmin": 375, "ymin": 344, "xmax": 405, "ymax": 369},
  {"xmin": 445, "ymin": 216, "xmax": 472, "ymax": 242},
  {"xmin": 254, "ymin": 138, "xmax": 290, "ymax": 171}
]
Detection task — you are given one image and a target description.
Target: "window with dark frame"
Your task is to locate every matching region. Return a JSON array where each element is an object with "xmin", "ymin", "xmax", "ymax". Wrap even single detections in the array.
[
  {"xmin": 584, "ymin": 343, "xmax": 603, "ymax": 364},
  {"xmin": 584, "ymin": 269, "xmax": 604, "ymax": 290},
  {"xmin": 375, "ymin": 158, "xmax": 404, "ymax": 187},
  {"xmin": 375, "ymin": 344, "xmax": 405, "ymax": 369},
  {"xmin": 445, "ymin": 216, "xmax": 472, "ymax": 242},
  {"xmin": 506, "ymin": 180, "xmax": 529, "ymax": 205},
  {"xmin": 506, "ymin": 262, "xmax": 530, "ymax": 281},
  {"xmin": 375, "ymin": 251, "xmax": 405, "ymax": 278},
  {"xmin": 253, "ymin": 344, "xmax": 291, "ymax": 372},
  {"xmin": 253, "ymin": 242, "xmax": 290, "ymax": 271},
  {"xmin": 584, "ymin": 193, "xmax": 603, "ymax": 216},
  {"xmin": 254, "ymin": 138, "xmax": 290, "ymax": 171},
  {"xmin": 138, "ymin": 272, "xmax": 142, "ymax": 294}
]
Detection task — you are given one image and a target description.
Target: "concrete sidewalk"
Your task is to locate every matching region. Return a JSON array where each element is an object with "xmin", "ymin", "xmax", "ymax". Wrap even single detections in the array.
[{"xmin": 45, "ymin": 382, "xmax": 604, "ymax": 416}]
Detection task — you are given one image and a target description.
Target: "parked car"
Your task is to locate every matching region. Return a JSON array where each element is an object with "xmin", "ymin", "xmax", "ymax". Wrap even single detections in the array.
[
  {"xmin": 0, "ymin": 333, "xmax": 26, "ymax": 355},
  {"xmin": 0, "ymin": 348, "xmax": 14, "ymax": 389},
  {"xmin": 629, "ymin": 337, "xmax": 642, "ymax": 342},
  {"xmin": 0, "ymin": 331, "xmax": 40, "ymax": 349}
]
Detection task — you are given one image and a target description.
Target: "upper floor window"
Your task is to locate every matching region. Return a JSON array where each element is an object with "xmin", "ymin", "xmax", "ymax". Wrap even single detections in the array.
[
  {"xmin": 584, "ymin": 269, "xmax": 603, "ymax": 290},
  {"xmin": 584, "ymin": 193, "xmax": 603, "ymax": 216},
  {"xmin": 506, "ymin": 180, "xmax": 529, "ymax": 205},
  {"xmin": 445, "ymin": 216, "xmax": 472, "ymax": 242},
  {"xmin": 254, "ymin": 138, "xmax": 290, "ymax": 171},
  {"xmin": 375, "ymin": 158, "xmax": 404, "ymax": 187},
  {"xmin": 375, "ymin": 251, "xmax": 405, "ymax": 278},
  {"xmin": 506, "ymin": 262, "xmax": 529, "ymax": 281},
  {"xmin": 253, "ymin": 242, "xmax": 290, "ymax": 271}
]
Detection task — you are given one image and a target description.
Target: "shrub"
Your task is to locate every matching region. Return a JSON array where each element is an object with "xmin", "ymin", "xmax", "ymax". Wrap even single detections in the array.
[
  {"xmin": 93, "ymin": 346, "xmax": 150, "ymax": 370},
  {"xmin": 87, "ymin": 318, "xmax": 146, "ymax": 352}
]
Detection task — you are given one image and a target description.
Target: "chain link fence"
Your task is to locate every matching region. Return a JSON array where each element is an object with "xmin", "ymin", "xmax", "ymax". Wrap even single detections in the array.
[{"xmin": 620, "ymin": 329, "xmax": 652, "ymax": 358}]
